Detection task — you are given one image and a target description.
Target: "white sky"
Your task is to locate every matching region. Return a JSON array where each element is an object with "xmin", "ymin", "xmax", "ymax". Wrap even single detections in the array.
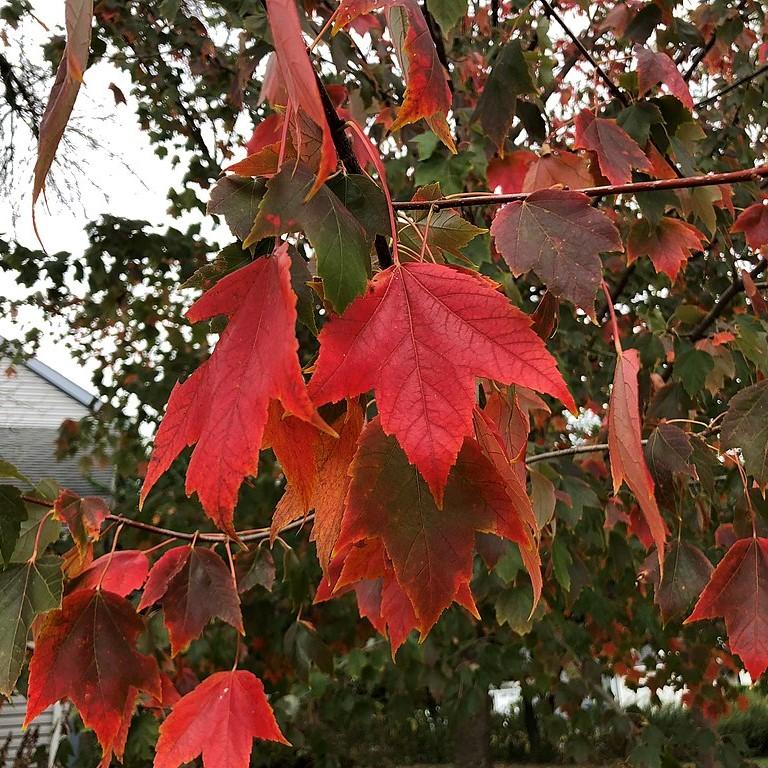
[{"xmin": 0, "ymin": 1, "xmax": 221, "ymax": 393}]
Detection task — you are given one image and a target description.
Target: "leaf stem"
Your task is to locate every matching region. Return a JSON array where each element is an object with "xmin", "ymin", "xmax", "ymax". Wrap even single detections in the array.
[
  {"xmin": 345, "ymin": 119, "xmax": 400, "ymax": 264},
  {"xmin": 96, "ymin": 523, "xmax": 124, "ymax": 590},
  {"xmin": 27, "ymin": 509, "xmax": 54, "ymax": 563},
  {"xmin": 601, "ymin": 280, "xmax": 622, "ymax": 355}
]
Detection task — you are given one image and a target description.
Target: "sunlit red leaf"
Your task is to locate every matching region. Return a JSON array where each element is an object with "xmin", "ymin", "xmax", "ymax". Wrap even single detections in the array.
[
  {"xmin": 264, "ymin": 0, "xmax": 337, "ymax": 193},
  {"xmin": 333, "ymin": 0, "xmax": 454, "ymax": 151},
  {"xmin": 70, "ymin": 550, "xmax": 149, "ymax": 597},
  {"xmin": 141, "ymin": 246, "xmax": 329, "ymax": 536},
  {"xmin": 154, "ymin": 670, "xmax": 288, "ymax": 768},
  {"xmin": 309, "ymin": 261, "xmax": 573, "ymax": 502},
  {"xmin": 246, "ymin": 113, "xmax": 283, "ymax": 156}
]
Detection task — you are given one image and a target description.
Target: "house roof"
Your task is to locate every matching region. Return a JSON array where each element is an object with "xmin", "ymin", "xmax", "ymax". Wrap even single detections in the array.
[
  {"xmin": 0, "ymin": 426, "xmax": 114, "ymax": 497},
  {"xmin": 0, "ymin": 344, "xmax": 111, "ymax": 497},
  {"xmin": 22, "ymin": 357, "xmax": 100, "ymax": 410}
]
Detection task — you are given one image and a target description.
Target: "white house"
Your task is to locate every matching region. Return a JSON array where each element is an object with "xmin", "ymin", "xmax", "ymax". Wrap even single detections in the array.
[{"xmin": 0, "ymin": 353, "xmax": 111, "ymax": 765}]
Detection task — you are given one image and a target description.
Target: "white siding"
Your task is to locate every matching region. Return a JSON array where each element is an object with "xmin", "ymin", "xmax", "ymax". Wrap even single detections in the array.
[
  {"xmin": 0, "ymin": 362, "xmax": 90, "ymax": 428},
  {"xmin": 0, "ymin": 697, "xmax": 58, "ymax": 762}
]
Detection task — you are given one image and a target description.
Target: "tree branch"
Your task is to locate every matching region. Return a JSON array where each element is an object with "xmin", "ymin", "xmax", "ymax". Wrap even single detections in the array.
[
  {"xmin": 686, "ymin": 257, "xmax": 768, "ymax": 342},
  {"xmin": 20, "ymin": 494, "xmax": 312, "ymax": 544},
  {"xmin": 696, "ymin": 62, "xmax": 768, "ymax": 107},
  {"xmin": 392, "ymin": 163, "xmax": 768, "ymax": 210},
  {"xmin": 537, "ymin": 0, "xmax": 627, "ymax": 105},
  {"xmin": 527, "ymin": 442, "xmax": 612, "ymax": 463},
  {"xmin": 682, "ymin": 34, "xmax": 716, "ymax": 82},
  {"xmin": 19, "ymin": 438, "xmax": 640, "ymax": 545},
  {"xmin": 314, "ymin": 66, "xmax": 393, "ymax": 268},
  {"xmin": 0, "ymin": 51, "xmax": 40, "ymax": 137}
]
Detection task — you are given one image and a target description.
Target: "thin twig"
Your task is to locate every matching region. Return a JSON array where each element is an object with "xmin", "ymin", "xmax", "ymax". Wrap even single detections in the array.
[
  {"xmin": 696, "ymin": 62, "xmax": 768, "ymax": 107},
  {"xmin": 313, "ymin": 68, "xmax": 393, "ymax": 268},
  {"xmin": 538, "ymin": 0, "xmax": 626, "ymax": 105},
  {"xmin": 527, "ymin": 442, "xmax": 612, "ymax": 463},
  {"xmin": 19, "ymin": 494, "xmax": 314, "ymax": 544},
  {"xmin": 686, "ymin": 257, "xmax": 768, "ymax": 342},
  {"xmin": 683, "ymin": 34, "xmax": 716, "ymax": 82},
  {"xmin": 392, "ymin": 163, "xmax": 768, "ymax": 210}
]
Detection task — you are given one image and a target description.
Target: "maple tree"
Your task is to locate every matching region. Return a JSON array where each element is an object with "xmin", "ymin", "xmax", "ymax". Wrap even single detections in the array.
[{"xmin": 2, "ymin": 0, "xmax": 768, "ymax": 765}]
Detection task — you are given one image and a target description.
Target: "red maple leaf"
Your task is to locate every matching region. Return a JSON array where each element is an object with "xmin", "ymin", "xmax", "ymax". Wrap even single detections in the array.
[
  {"xmin": 246, "ymin": 114, "xmax": 283, "ymax": 156},
  {"xmin": 25, "ymin": 589, "xmax": 161, "ymax": 765},
  {"xmin": 491, "ymin": 189, "xmax": 623, "ymax": 313},
  {"xmin": 628, "ymin": 217, "xmax": 707, "ymax": 281},
  {"xmin": 482, "ymin": 386, "xmax": 549, "ymax": 468},
  {"xmin": 154, "ymin": 670, "xmax": 289, "ymax": 768},
  {"xmin": 685, "ymin": 537, "xmax": 768, "ymax": 680},
  {"xmin": 264, "ymin": 0, "xmax": 336, "ymax": 193},
  {"xmin": 732, "ymin": 200, "xmax": 768, "ymax": 249},
  {"xmin": 574, "ymin": 110, "xmax": 652, "ymax": 185},
  {"xmin": 138, "ymin": 546, "xmax": 243, "ymax": 656},
  {"xmin": 634, "ymin": 45, "xmax": 693, "ymax": 108},
  {"xmin": 317, "ymin": 537, "xmax": 476, "ymax": 654},
  {"xmin": 263, "ymin": 400, "xmax": 323, "ymax": 513},
  {"xmin": 53, "ymin": 489, "xmax": 108, "ymax": 555},
  {"xmin": 309, "ymin": 261, "xmax": 573, "ymax": 501},
  {"xmin": 334, "ymin": 419, "xmax": 537, "ymax": 633},
  {"xmin": 70, "ymin": 550, "xmax": 149, "ymax": 596},
  {"xmin": 608, "ymin": 349, "xmax": 667, "ymax": 566},
  {"xmin": 487, "ymin": 150, "xmax": 536, "ymax": 193},
  {"xmin": 332, "ymin": 0, "xmax": 454, "ymax": 151},
  {"xmin": 317, "ymin": 538, "xmax": 419, "ymax": 653},
  {"xmin": 271, "ymin": 401, "xmax": 364, "ymax": 568},
  {"xmin": 522, "ymin": 151, "xmax": 596, "ymax": 192},
  {"xmin": 140, "ymin": 246, "xmax": 329, "ymax": 536},
  {"xmin": 472, "ymin": 405, "xmax": 542, "ymax": 603}
]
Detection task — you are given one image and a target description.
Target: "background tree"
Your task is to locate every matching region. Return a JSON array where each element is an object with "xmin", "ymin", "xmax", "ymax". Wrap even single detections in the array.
[{"xmin": 2, "ymin": 0, "xmax": 768, "ymax": 767}]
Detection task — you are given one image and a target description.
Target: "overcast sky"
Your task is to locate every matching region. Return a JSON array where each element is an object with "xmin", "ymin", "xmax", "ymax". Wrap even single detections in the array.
[{"xmin": 0, "ymin": 1, "xmax": 218, "ymax": 393}]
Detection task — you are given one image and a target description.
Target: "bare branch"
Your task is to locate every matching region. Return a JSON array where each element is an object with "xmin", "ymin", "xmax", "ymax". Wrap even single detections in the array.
[{"xmin": 392, "ymin": 163, "xmax": 768, "ymax": 210}]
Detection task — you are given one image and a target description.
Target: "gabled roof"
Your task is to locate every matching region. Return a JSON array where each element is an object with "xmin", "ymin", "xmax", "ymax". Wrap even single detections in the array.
[{"xmin": 22, "ymin": 357, "xmax": 100, "ymax": 410}]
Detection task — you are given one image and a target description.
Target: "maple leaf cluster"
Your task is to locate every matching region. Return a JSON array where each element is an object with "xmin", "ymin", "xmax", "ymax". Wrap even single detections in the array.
[{"xmin": 11, "ymin": 0, "xmax": 768, "ymax": 764}]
